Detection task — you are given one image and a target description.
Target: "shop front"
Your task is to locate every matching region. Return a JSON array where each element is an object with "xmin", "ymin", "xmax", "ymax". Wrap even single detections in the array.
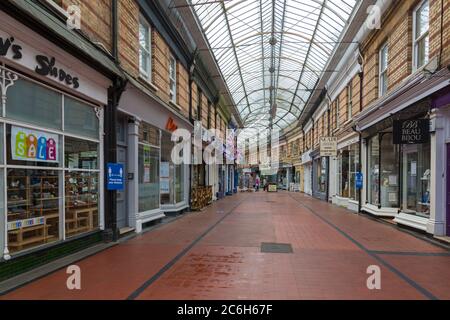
[
  {"xmin": 0, "ymin": 16, "xmax": 112, "ymax": 258},
  {"xmin": 301, "ymin": 150, "xmax": 312, "ymax": 195},
  {"xmin": 118, "ymin": 79, "xmax": 190, "ymax": 232},
  {"xmin": 294, "ymin": 163, "xmax": 303, "ymax": 192},
  {"xmin": 312, "ymin": 150, "xmax": 328, "ymax": 201},
  {"xmin": 332, "ymin": 135, "xmax": 360, "ymax": 212}
]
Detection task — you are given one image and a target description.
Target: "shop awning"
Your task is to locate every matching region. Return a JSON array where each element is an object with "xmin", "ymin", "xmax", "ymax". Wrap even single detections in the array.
[{"xmin": 355, "ymin": 68, "xmax": 450, "ymax": 132}]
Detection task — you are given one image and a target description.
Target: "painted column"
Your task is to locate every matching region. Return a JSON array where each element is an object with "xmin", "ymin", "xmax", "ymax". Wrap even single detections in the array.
[
  {"xmin": 427, "ymin": 108, "xmax": 448, "ymax": 235},
  {"xmin": 127, "ymin": 118, "xmax": 141, "ymax": 233}
]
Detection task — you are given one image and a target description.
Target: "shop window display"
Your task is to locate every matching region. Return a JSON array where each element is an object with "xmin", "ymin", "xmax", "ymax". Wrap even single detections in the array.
[
  {"xmin": 338, "ymin": 150, "xmax": 349, "ymax": 198},
  {"xmin": 402, "ymin": 142, "xmax": 431, "ymax": 217},
  {"xmin": 367, "ymin": 133, "xmax": 399, "ymax": 208},
  {"xmin": 160, "ymin": 131, "xmax": 184, "ymax": 205},
  {"xmin": 7, "ymin": 169, "xmax": 60, "ymax": 252},
  {"xmin": 315, "ymin": 157, "xmax": 327, "ymax": 193},
  {"xmin": 348, "ymin": 143, "xmax": 360, "ymax": 201},
  {"xmin": 2, "ymin": 72, "xmax": 102, "ymax": 254},
  {"xmin": 138, "ymin": 143, "xmax": 160, "ymax": 212}
]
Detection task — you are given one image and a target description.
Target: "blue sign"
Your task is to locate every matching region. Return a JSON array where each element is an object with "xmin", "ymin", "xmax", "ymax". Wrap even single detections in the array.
[
  {"xmin": 355, "ymin": 172, "xmax": 363, "ymax": 190},
  {"xmin": 107, "ymin": 163, "xmax": 124, "ymax": 190}
]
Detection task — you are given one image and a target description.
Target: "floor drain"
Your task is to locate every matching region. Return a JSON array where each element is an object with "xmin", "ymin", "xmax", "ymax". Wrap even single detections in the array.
[{"xmin": 261, "ymin": 242, "xmax": 293, "ymax": 253}]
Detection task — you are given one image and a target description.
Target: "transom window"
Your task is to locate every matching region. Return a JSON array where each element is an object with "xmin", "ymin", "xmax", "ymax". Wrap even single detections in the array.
[{"xmin": 413, "ymin": 0, "xmax": 429, "ymax": 70}]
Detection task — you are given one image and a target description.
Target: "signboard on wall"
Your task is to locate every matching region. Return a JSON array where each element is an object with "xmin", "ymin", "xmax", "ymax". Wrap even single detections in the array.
[
  {"xmin": 393, "ymin": 119, "xmax": 430, "ymax": 144},
  {"xmin": 320, "ymin": 137, "xmax": 337, "ymax": 157},
  {"xmin": 107, "ymin": 163, "xmax": 124, "ymax": 190},
  {"xmin": 11, "ymin": 126, "xmax": 59, "ymax": 163}
]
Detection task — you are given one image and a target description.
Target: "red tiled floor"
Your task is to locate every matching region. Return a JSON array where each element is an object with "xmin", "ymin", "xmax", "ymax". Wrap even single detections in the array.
[{"xmin": 1, "ymin": 191, "xmax": 449, "ymax": 300}]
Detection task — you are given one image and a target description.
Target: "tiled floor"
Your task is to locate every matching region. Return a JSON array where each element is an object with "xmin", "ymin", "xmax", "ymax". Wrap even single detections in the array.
[{"xmin": 2, "ymin": 192, "xmax": 449, "ymax": 300}]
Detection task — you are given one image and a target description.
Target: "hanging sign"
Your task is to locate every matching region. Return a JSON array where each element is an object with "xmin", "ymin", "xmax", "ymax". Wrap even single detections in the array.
[
  {"xmin": 320, "ymin": 137, "xmax": 337, "ymax": 157},
  {"xmin": 11, "ymin": 126, "xmax": 59, "ymax": 163},
  {"xmin": 393, "ymin": 119, "xmax": 430, "ymax": 144}
]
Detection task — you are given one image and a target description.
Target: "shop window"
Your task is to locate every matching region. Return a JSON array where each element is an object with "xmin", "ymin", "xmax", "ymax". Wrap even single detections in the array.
[
  {"xmin": 169, "ymin": 56, "xmax": 177, "ymax": 103},
  {"xmin": 161, "ymin": 131, "xmax": 185, "ymax": 205},
  {"xmin": 138, "ymin": 144, "xmax": 160, "ymax": 212},
  {"xmin": 139, "ymin": 17, "xmax": 152, "ymax": 81},
  {"xmin": 139, "ymin": 122, "xmax": 160, "ymax": 146},
  {"xmin": 6, "ymin": 79, "xmax": 62, "ymax": 130},
  {"xmin": 64, "ymin": 97, "xmax": 99, "ymax": 139},
  {"xmin": 338, "ymin": 150, "xmax": 350, "ymax": 197},
  {"xmin": 315, "ymin": 157, "xmax": 327, "ymax": 193},
  {"xmin": 349, "ymin": 143, "xmax": 360, "ymax": 201},
  {"xmin": 65, "ymin": 172, "xmax": 99, "ymax": 237},
  {"xmin": 401, "ymin": 142, "xmax": 431, "ymax": 217},
  {"xmin": 6, "ymin": 124, "xmax": 62, "ymax": 168},
  {"xmin": 65, "ymin": 136, "xmax": 99, "ymax": 170},
  {"xmin": 368, "ymin": 133, "xmax": 399, "ymax": 208},
  {"xmin": 379, "ymin": 43, "xmax": 388, "ymax": 97},
  {"xmin": 368, "ymin": 136, "xmax": 380, "ymax": 206},
  {"xmin": 413, "ymin": 0, "xmax": 429, "ymax": 70},
  {"xmin": 7, "ymin": 169, "xmax": 60, "ymax": 253}
]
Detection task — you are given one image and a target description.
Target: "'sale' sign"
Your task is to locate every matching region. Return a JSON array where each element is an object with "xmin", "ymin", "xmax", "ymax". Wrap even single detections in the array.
[{"xmin": 393, "ymin": 119, "xmax": 430, "ymax": 144}]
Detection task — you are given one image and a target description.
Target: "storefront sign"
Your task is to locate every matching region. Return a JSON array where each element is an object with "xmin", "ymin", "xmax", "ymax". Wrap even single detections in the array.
[
  {"xmin": 11, "ymin": 126, "xmax": 59, "ymax": 163},
  {"xmin": 166, "ymin": 117, "xmax": 178, "ymax": 132},
  {"xmin": 393, "ymin": 119, "xmax": 430, "ymax": 144},
  {"xmin": 320, "ymin": 137, "xmax": 337, "ymax": 157},
  {"xmin": 355, "ymin": 172, "xmax": 363, "ymax": 190},
  {"xmin": 35, "ymin": 55, "xmax": 80, "ymax": 89},
  {"xmin": 107, "ymin": 163, "xmax": 124, "ymax": 190}
]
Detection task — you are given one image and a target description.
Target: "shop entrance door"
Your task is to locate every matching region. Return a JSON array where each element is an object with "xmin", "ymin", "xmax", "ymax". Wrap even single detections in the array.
[
  {"xmin": 116, "ymin": 146, "xmax": 128, "ymax": 230},
  {"xmin": 447, "ymin": 143, "xmax": 450, "ymax": 236}
]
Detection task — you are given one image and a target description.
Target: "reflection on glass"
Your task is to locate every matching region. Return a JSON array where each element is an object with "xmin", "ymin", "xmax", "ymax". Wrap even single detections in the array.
[
  {"xmin": 380, "ymin": 133, "xmax": 399, "ymax": 208},
  {"xmin": 64, "ymin": 97, "xmax": 99, "ymax": 139},
  {"xmin": 7, "ymin": 169, "xmax": 59, "ymax": 253},
  {"xmin": 6, "ymin": 79, "xmax": 62, "ymax": 130},
  {"xmin": 65, "ymin": 136, "xmax": 99, "ymax": 170},
  {"xmin": 65, "ymin": 172, "xmax": 99, "ymax": 237},
  {"xmin": 368, "ymin": 136, "xmax": 380, "ymax": 206},
  {"xmin": 402, "ymin": 143, "xmax": 431, "ymax": 217},
  {"xmin": 139, "ymin": 144, "xmax": 160, "ymax": 212}
]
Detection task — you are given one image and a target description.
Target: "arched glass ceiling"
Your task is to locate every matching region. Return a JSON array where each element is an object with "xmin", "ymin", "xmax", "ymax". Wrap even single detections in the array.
[{"xmin": 190, "ymin": 0, "xmax": 359, "ymax": 134}]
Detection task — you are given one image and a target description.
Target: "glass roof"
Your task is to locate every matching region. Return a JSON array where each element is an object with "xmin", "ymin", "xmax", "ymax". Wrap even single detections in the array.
[{"xmin": 190, "ymin": 0, "xmax": 359, "ymax": 134}]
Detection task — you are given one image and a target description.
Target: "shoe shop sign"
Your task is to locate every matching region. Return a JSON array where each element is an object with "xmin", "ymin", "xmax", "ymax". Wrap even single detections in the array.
[
  {"xmin": 11, "ymin": 126, "xmax": 59, "ymax": 163},
  {"xmin": 393, "ymin": 119, "xmax": 430, "ymax": 144},
  {"xmin": 0, "ymin": 26, "xmax": 106, "ymax": 103}
]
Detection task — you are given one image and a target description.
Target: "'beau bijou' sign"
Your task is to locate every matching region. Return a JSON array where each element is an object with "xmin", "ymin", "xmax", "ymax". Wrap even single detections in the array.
[{"xmin": 393, "ymin": 119, "xmax": 430, "ymax": 144}]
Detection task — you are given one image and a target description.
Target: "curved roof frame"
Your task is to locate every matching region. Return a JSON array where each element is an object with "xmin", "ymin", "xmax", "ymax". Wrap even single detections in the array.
[{"xmin": 190, "ymin": 0, "xmax": 358, "ymax": 134}]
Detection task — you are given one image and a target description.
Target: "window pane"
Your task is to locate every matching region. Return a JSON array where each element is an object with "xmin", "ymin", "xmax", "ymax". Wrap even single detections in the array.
[
  {"xmin": 139, "ymin": 22, "xmax": 149, "ymax": 51},
  {"xmin": 415, "ymin": 1, "xmax": 429, "ymax": 38},
  {"xmin": 7, "ymin": 168, "xmax": 60, "ymax": 253},
  {"xmin": 139, "ymin": 122, "xmax": 160, "ymax": 146},
  {"xmin": 138, "ymin": 144, "xmax": 160, "ymax": 212},
  {"xmin": 6, "ymin": 124, "xmax": 62, "ymax": 168},
  {"xmin": 65, "ymin": 136, "xmax": 99, "ymax": 170},
  {"xmin": 417, "ymin": 36, "xmax": 429, "ymax": 68},
  {"xmin": 368, "ymin": 136, "xmax": 380, "ymax": 205},
  {"xmin": 64, "ymin": 97, "xmax": 99, "ymax": 139},
  {"xmin": 380, "ymin": 133, "xmax": 399, "ymax": 208},
  {"xmin": 65, "ymin": 171, "xmax": 99, "ymax": 237},
  {"xmin": 6, "ymin": 79, "xmax": 62, "ymax": 130}
]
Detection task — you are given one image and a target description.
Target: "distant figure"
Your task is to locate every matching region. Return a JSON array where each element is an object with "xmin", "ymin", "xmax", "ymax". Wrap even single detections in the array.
[
  {"xmin": 263, "ymin": 178, "xmax": 267, "ymax": 191},
  {"xmin": 255, "ymin": 175, "xmax": 260, "ymax": 191}
]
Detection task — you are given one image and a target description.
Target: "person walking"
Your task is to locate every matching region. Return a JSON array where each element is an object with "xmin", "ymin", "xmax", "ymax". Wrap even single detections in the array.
[{"xmin": 255, "ymin": 175, "xmax": 260, "ymax": 192}]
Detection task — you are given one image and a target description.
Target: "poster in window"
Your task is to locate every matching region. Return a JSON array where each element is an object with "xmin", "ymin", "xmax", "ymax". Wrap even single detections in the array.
[
  {"xmin": 160, "ymin": 178, "xmax": 170, "ymax": 194},
  {"xmin": 11, "ymin": 126, "xmax": 59, "ymax": 163},
  {"xmin": 160, "ymin": 162, "xmax": 170, "ymax": 178},
  {"xmin": 144, "ymin": 166, "xmax": 150, "ymax": 183}
]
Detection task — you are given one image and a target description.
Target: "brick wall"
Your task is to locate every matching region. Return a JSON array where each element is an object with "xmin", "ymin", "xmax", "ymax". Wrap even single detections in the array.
[
  {"xmin": 118, "ymin": 0, "xmax": 139, "ymax": 77},
  {"xmin": 152, "ymin": 30, "xmax": 170, "ymax": 101},
  {"xmin": 430, "ymin": 0, "xmax": 450, "ymax": 66},
  {"xmin": 62, "ymin": 0, "xmax": 112, "ymax": 53}
]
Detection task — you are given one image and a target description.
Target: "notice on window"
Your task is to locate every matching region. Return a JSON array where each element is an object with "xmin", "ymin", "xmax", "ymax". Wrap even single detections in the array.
[
  {"xmin": 388, "ymin": 175, "xmax": 397, "ymax": 186},
  {"xmin": 11, "ymin": 126, "xmax": 59, "ymax": 163},
  {"xmin": 160, "ymin": 178, "xmax": 170, "ymax": 194},
  {"xmin": 144, "ymin": 166, "xmax": 150, "ymax": 183},
  {"xmin": 160, "ymin": 162, "xmax": 170, "ymax": 178},
  {"xmin": 388, "ymin": 192, "xmax": 397, "ymax": 203},
  {"xmin": 411, "ymin": 161, "xmax": 417, "ymax": 176}
]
